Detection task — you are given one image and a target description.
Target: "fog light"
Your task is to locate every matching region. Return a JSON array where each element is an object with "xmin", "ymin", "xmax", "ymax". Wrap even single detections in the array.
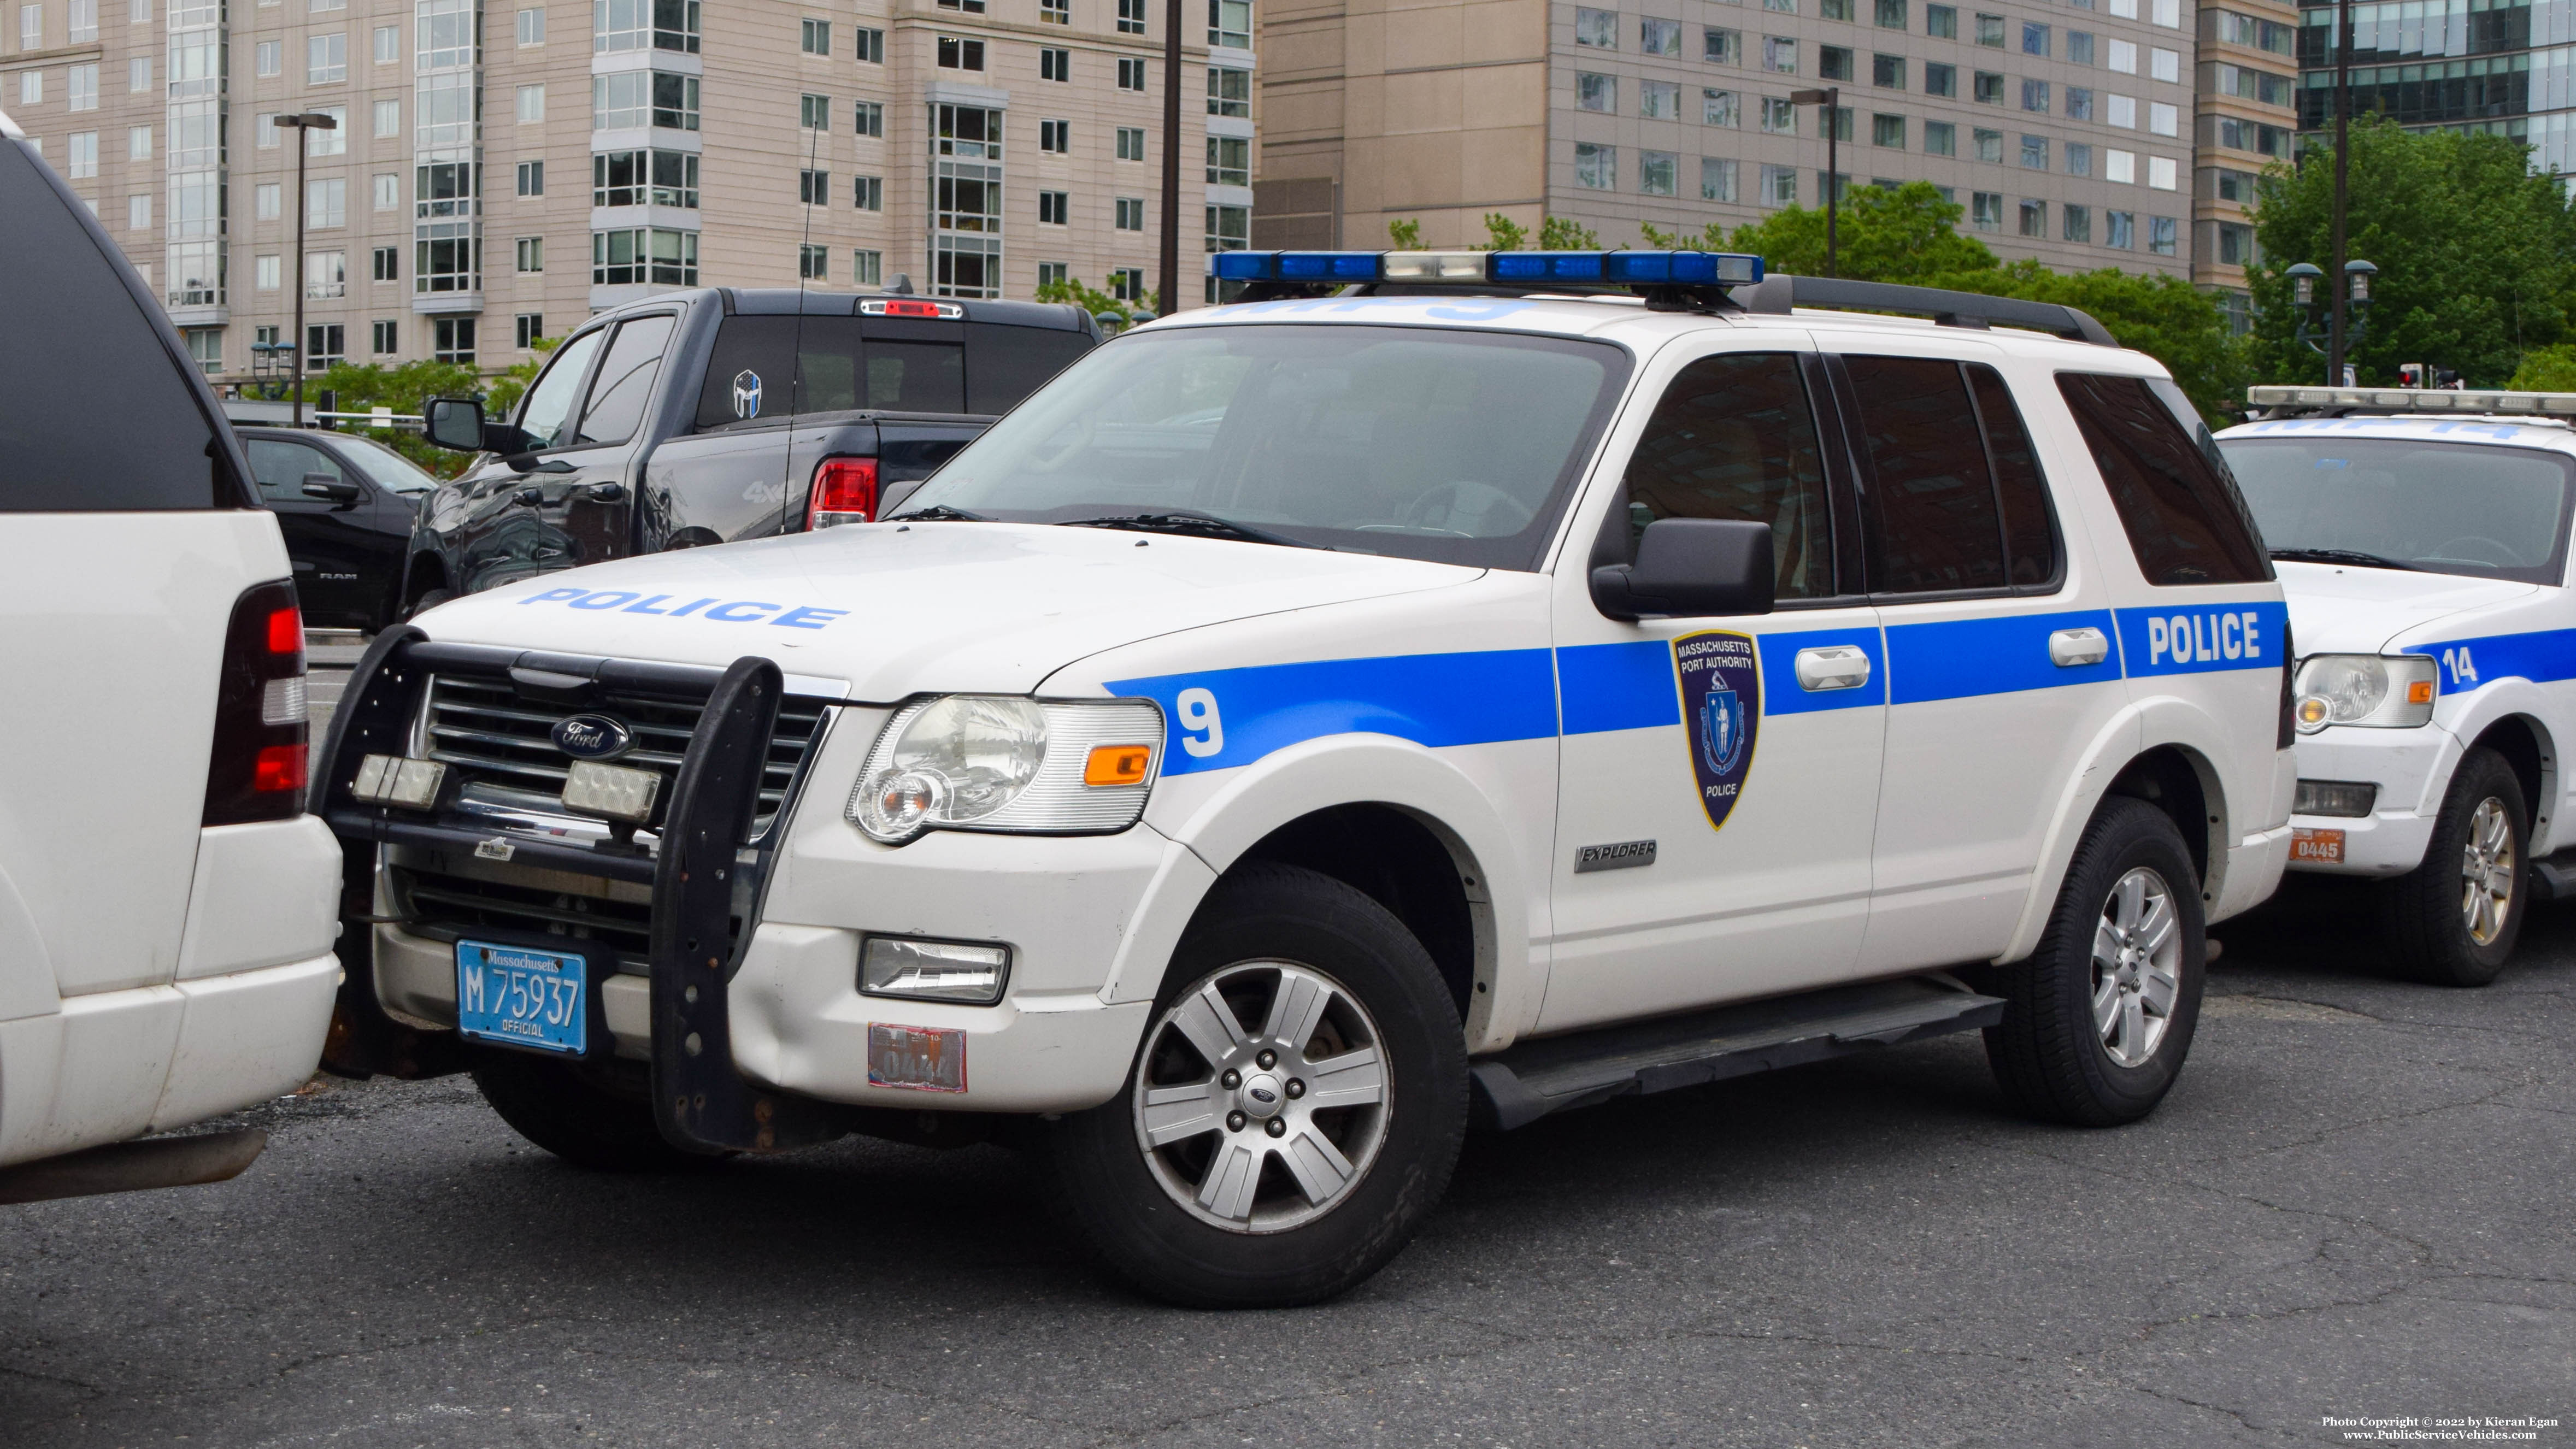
[
  {"xmin": 352, "ymin": 753, "xmax": 447, "ymax": 809},
  {"xmin": 2295, "ymin": 779, "xmax": 2379, "ymax": 818},
  {"xmin": 860, "ymin": 935, "xmax": 1010, "ymax": 1005},
  {"xmin": 561, "ymin": 759, "xmax": 661, "ymax": 823}
]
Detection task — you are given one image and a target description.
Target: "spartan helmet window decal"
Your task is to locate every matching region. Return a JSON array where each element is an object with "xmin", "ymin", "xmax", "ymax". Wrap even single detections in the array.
[
  {"xmin": 1674, "ymin": 631, "xmax": 1761, "ymax": 830},
  {"xmin": 732, "ymin": 368, "xmax": 763, "ymax": 419}
]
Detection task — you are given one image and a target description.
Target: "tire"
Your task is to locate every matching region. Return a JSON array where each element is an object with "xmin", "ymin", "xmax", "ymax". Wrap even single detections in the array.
[
  {"xmin": 2380, "ymin": 746, "xmax": 2526, "ymax": 988},
  {"xmin": 407, "ymin": 586, "xmax": 456, "ymax": 620},
  {"xmin": 469, "ymin": 1051, "xmax": 721, "ymax": 1172},
  {"xmin": 1985, "ymin": 796, "xmax": 2206, "ymax": 1128},
  {"xmin": 1048, "ymin": 862, "xmax": 1468, "ymax": 1309}
]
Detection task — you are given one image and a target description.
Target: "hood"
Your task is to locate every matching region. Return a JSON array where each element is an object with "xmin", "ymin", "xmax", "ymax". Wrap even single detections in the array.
[
  {"xmin": 2277, "ymin": 561, "xmax": 2539, "ymax": 656},
  {"xmin": 414, "ymin": 523, "xmax": 1484, "ymax": 698}
]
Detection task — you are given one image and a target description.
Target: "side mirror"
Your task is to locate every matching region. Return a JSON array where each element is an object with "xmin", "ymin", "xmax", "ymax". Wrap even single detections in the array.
[
  {"xmin": 422, "ymin": 396, "xmax": 485, "ymax": 451},
  {"xmin": 300, "ymin": 473, "xmax": 363, "ymax": 508},
  {"xmin": 1590, "ymin": 518, "xmax": 1775, "ymax": 621}
]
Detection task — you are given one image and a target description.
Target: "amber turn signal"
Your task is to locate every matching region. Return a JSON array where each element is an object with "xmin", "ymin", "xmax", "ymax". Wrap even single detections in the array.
[
  {"xmin": 1083, "ymin": 744, "xmax": 1153, "ymax": 787},
  {"xmin": 2407, "ymin": 680, "xmax": 2435, "ymax": 705}
]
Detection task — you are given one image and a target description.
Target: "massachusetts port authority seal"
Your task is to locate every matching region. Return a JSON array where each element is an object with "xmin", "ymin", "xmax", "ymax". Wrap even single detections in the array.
[{"xmin": 1674, "ymin": 630, "xmax": 1761, "ymax": 830}]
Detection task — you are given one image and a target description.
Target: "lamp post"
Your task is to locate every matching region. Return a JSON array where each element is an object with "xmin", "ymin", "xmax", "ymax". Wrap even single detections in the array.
[
  {"xmin": 1156, "ymin": 0, "xmax": 1181, "ymax": 317},
  {"xmin": 1789, "ymin": 86, "xmax": 1841, "ymax": 277},
  {"xmin": 2285, "ymin": 258, "xmax": 2375, "ymax": 382},
  {"xmin": 2329, "ymin": 0, "xmax": 2356, "ymax": 387},
  {"xmin": 271, "ymin": 110, "xmax": 338, "ymax": 428}
]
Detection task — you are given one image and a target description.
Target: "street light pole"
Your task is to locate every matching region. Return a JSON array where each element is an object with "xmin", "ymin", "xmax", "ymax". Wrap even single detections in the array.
[
  {"xmin": 1790, "ymin": 86, "xmax": 1840, "ymax": 276},
  {"xmin": 2328, "ymin": 0, "xmax": 2354, "ymax": 384},
  {"xmin": 1157, "ymin": 0, "xmax": 1181, "ymax": 316},
  {"xmin": 273, "ymin": 111, "xmax": 338, "ymax": 428}
]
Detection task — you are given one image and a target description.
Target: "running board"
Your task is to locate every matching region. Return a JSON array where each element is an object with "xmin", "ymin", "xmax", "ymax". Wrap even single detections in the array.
[
  {"xmin": 1468, "ymin": 977, "xmax": 2006, "ymax": 1131},
  {"xmin": 2532, "ymin": 854, "xmax": 2576, "ymax": 900}
]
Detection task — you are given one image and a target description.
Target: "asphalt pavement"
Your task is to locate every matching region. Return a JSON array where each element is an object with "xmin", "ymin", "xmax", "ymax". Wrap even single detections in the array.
[{"xmin": 2, "ymin": 867, "xmax": 2568, "ymax": 1448}]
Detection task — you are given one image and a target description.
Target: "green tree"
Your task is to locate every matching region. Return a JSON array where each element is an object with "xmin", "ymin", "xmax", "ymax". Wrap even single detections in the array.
[
  {"xmin": 1037, "ymin": 274, "xmax": 1138, "ymax": 329},
  {"xmin": 483, "ymin": 334, "xmax": 561, "ymax": 421},
  {"xmin": 1539, "ymin": 216, "xmax": 1598, "ymax": 251},
  {"xmin": 2509, "ymin": 344, "xmax": 2576, "ymax": 391},
  {"xmin": 313, "ymin": 357, "xmax": 489, "ymax": 478},
  {"xmin": 1722, "ymin": 181, "xmax": 1997, "ymax": 282},
  {"xmin": 1932, "ymin": 261, "xmax": 2252, "ymax": 422},
  {"xmin": 1387, "ymin": 217, "xmax": 1423, "ymax": 249},
  {"xmin": 1483, "ymin": 213, "xmax": 1530, "ymax": 251},
  {"xmin": 2247, "ymin": 117, "xmax": 2576, "ymax": 387}
]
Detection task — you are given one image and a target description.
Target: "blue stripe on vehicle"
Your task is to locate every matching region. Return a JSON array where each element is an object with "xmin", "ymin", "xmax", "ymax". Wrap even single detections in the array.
[
  {"xmin": 2113, "ymin": 600, "xmax": 2291, "ymax": 679},
  {"xmin": 2420, "ymin": 628, "xmax": 2576, "ymax": 692},
  {"xmin": 1884, "ymin": 608, "xmax": 2121, "ymax": 705},
  {"xmin": 1755, "ymin": 626, "xmax": 1889, "ymax": 715},
  {"xmin": 1555, "ymin": 641, "xmax": 1680, "ymax": 734},
  {"xmin": 1106, "ymin": 649, "xmax": 1562, "ymax": 777}
]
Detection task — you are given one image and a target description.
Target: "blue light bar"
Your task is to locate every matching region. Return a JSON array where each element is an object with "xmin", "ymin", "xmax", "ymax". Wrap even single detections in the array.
[
  {"xmin": 1213, "ymin": 249, "xmax": 1767, "ymax": 290},
  {"xmin": 1490, "ymin": 252, "xmax": 1604, "ymax": 282},
  {"xmin": 1276, "ymin": 251, "xmax": 1385, "ymax": 282},
  {"xmin": 1213, "ymin": 251, "xmax": 1280, "ymax": 281}
]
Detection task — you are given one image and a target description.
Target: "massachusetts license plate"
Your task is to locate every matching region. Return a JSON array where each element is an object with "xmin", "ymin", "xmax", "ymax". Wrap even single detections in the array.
[
  {"xmin": 456, "ymin": 940, "xmax": 589, "ymax": 1056},
  {"xmin": 2291, "ymin": 827, "xmax": 2346, "ymax": 864}
]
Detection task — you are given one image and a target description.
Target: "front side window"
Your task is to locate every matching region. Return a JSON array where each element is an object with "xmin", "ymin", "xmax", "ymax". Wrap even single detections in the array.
[
  {"xmin": 575, "ymin": 314, "xmax": 676, "ymax": 447},
  {"xmin": 898, "ymin": 326, "xmax": 1631, "ymax": 571},
  {"xmin": 1620, "ymin": 351, "xmax": 1834, "ymax": 599},
  {"xmin": 514, "ymin": 326, "xmax": 605, "ymax": 447},
  {"xmin": 2222, "ymin": 436, "xmax": 2576, "ymax": 586},
  {"xmin": 2059, "ymin": 373, "xmax": 2268, "ymax": 585}
]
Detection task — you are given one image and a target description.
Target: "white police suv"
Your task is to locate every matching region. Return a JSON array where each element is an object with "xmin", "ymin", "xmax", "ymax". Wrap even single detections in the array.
[
  {"xmin": 319, "ymin": 253, "xmax": 2292, "ymax": 1306},
  {"xmin": 2221, "ymin": 386, "xmax": 2576, "ymax": 986}
]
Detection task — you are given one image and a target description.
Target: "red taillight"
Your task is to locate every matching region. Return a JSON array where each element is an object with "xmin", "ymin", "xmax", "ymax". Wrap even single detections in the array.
[
  {"xmin": 204, "ymin": 580, "xmax": 309, "ymax": 826},
  {"xmin": 808, "ymin": 457, "xmax": 880, "ymax": 531}
]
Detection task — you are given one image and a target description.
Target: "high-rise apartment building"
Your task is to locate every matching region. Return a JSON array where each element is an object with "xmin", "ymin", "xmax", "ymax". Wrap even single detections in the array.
[
  {"xmin": 2295, "ymin": 0, "xmax": 2576, "ymax": 172},
  {"xmin": 1, "ymin": 0, "xmax": 1252, "ymax": 381},
  {"xmin": 1258, "ymin": 0, "xmax": 2197, "ymax": 275},
  {"xmin": 2192, "ymin": 0, "xmax": 2293, "ymax": 327}
]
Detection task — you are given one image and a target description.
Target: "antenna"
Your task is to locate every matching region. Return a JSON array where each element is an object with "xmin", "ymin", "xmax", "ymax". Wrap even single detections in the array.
[{"xmin": 777, "ymin": 113, "xmax": 824, "ymax": 537}]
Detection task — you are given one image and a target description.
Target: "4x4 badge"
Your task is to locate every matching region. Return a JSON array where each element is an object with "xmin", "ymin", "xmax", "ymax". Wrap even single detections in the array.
[{"xmin": 1673, "ymin": 630, "xmax": 1761, "ymax": 832}]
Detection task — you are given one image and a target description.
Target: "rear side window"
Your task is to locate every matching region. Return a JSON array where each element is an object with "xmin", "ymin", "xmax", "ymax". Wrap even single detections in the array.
[
  {"xmin": 1620, "ymin": 351, "xmax": 1836, "ymax": 599},
  {"xmin": 0, "ymin": 139, "xmax": 236, "ymax": 511},
  {"xmin": 1967, "ymin": 364, "xmax": 2059, "ymax": 586},
  {"xmin": 574, "ymin": 314, "xmax": 676, "ymax": 447},
  {"xmin": 964, "ymin": 323, "xmax": 1094, "ymax": 414},
  {"xmin": 2058, "ymin": 372, "xmax": 2271, "ymax": 586},
  {"xmin": 1847, "ymin": 355, "xmax": 2007, "ymax": 593},
  {"xmin": 694, "ymin": 316, "xmax": 973, "ymax": 425}
]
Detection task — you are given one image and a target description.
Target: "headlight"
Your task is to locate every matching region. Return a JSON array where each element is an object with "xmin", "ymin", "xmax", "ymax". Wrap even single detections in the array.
[
  {"xmin": 849, "ymin": 695, "xmax": 1164, "ymax": 843},
  {"xmin": 2292, "ymin": 654, "xmax": 2437, "ymax": 734}
]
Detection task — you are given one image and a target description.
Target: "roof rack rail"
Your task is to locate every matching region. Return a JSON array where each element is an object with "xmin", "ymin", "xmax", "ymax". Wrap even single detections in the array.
[
  {"xmin": 2246, "ymin": 384, "xmax": 2576, "ymax": 419},
  {"xmin": 1738, "ymin": 274, "xmax": 2119, "ymax": 348}
]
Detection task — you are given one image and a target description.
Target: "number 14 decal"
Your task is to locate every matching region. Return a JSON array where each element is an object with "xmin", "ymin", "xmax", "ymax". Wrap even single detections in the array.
[{"xmin": 2440, "ymin": 647, "xmax": 2480, "ymax": 689}]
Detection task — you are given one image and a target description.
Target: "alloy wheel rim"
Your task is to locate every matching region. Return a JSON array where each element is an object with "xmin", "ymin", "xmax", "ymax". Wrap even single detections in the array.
[
  {"xmin": 2460, "ymin": 797, "xmax": 2517, "ymax": 946},
  {"xmin": 2091, "ymin": 866, "xmax": 2183, "ymax": 1069},
  {"xmin": 1131, "ymin": 961, "xmax": 1391, "ymax": 1234}
]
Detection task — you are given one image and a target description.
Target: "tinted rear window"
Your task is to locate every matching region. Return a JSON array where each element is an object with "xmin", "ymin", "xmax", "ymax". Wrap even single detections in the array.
[
  {"xmin": 2059, "ymin": 373, "xmax": 2271, "ymax": 586},
  {"xmin": 964, "ymin": 322, "xmax": 1095, "ymax": 414},
  {"xmin": 0, "ymin": 139, "xmax": 236, "ymax": 511},
  {"xmin": 1848, "ymin": 354, "xmax": 2007, "ymax": 593},
  {"xmin": 693, "ymin": 314, "xmax": 1088, "ymax": 428}
]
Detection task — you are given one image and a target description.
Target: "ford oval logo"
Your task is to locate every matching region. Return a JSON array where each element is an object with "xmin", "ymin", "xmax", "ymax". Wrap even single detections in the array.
[
  {"xmin": 552, "ymin": 714, "xmax": 634, "ymax": 761},
  {"xmin": 1249, "ymin": 1086, "xmax": 1278, "ymax": 1104}
]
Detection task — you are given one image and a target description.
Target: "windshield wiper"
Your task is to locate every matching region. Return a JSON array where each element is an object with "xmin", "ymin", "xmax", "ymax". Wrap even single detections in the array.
[
  {"xmin": 2270, "ymin": 547, "xmax": 2416, "ymax": 572},
  {"xmin": 1057, "ymin": 510, "xmax": 1322, "ymax": 550},
  {"xmin": 887, "ymin": 504, "xmax": 992, "ymax": 522}
]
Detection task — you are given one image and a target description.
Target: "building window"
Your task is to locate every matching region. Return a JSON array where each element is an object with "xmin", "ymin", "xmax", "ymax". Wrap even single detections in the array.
[
  {"xmin": 2065, "ymin": 141, "xmax": 2091, "ymax": 176},
  {"xmin": 1763, "ymin": 36, "xmax": 1795, "ymax": 71},
  {"xmin": 1209, "ymin": 65, "xmax": 1249, "ymax": 116},
  {"xmin": 2106, "ymin": 93, "xmax": 2135, "ymax": 127},
  {"xmin": 307, "ymin": 33, "xmax": 344, "ymax": 84},
  {"xmin": 854, "ymin": 27, "xmax": 882, "ymax": 61},
  {"xmin": 372, "ymin": 319, "xmax": 397, "ymax": 354},
  {"xmin": 799, "ymin": 243, "xmax": 828, "ymax": 280},
  {"xmin": 1974, "ymin": 11, "xmax": 2002, "ymax": 44},
  {"xmin": 593, "ymin": 149, "xmax": 698, "ymax": 206},
  {"xmin": 184, "ymin": 328, "xmax": 222, "ymax": 376},
  {"xmin": 1038, "ymin": 189, "xmax": 1068, "ymax": 223},
  {"xmin": 374, "ymin": 98, "xmax": 400, "ymax": 136},
  {"xmin": 1209, "ymin": 0, "xmax": 1248, "ymax": 46},
  {"xmin": 414, "ymin": 225, "xmax": 479, "ymax": 294},
  {"xmin": 1577, "ymin": 72, "xmax": 1615, "ymax": 111},
  {"xmin": 306, "ymin": 323, "xmax": 345, "ymax": 370},
  {"xmin": 2068, "ymin": 30, "xmax": 2092, "ymax": 64},
  {"xmin": 1114, "ymin": 196, "xmax": 1144, "ymax": 229},
  {"xmin": 63, "ymin": 61, "xmax": 94, "ymax": 109},
  {"xmin": 1118, "ymin": 55, "xmax": 1145, "ymax": 89},
  {"xmin": 303, "ymin": 249, "xmax": 345, "ymax": 299},
  {"xmin": 507, "ymin": 313, "xmax": 539, "ymax": 349},
  {"xmin": 516, "ymin": 7, "xmax": 540, "ymax": 43},
  {"xmin": 855, "ymin": 101, "xmax": 883, "ymax": 138},
  {"xmin": 1924, "ymin": 61, "xmax": 1954, "ymax": 96},
  {"xmin": 68, "ymin": 0, "xmax": 95, "ymax": 40},
  {"xmin": 592, "ymin": 227, "xmax": 699, "ymax": 284},
  {"xmin": 1924, "ymin": 120, "xmax": 1954, "ymax": 154},
  {"xmin": 127, "ymin": 55, "xmax": 147, "ymax": 90},
  {"xmin": 1704, "ymin": 26, "xmax": 1736, "ymax": 62},
  {"xmin": 432, "ymin": 317, "xmax": 474, "ymax": 363},
  {"xmin": 2062, "ymin": 203, "xmax": 2090, "ymax": 242},
  {"xmin": 1640, "ymin": 79, "xmax": 1678, "ymax": 118},
  {"xmin": 1703, "ymin": 88, "xmax": 1738, "ymax": 126},
  {"xmin": 1040, "ymin": 45, "xmax": 1069, "ymax": 81},
  {"xmin": 373, "ymin": 244, "xmax": 398, "ymax": 279},
  {"xmin": 1040, "ymin": 0, "xmax": 1067, "ymax": 21},
  {"xmin": 593, "ymin": 0, "xmax": 701, "ymax": 52},
  {"xmin": 1973, "ymin": 126, "xmax": 2001, "ymax": 162},
  {"xmin": 307, "ymin": 176, "xmax": 345, "ymax": 227},
  {"xmin": 257, "ymin": 255, "xmax": 283, "ymax": 290},
  {"xmin": 2150, "ymin": 46, "xmax": 2178, "ymax": 82},
  {"xmin": 2021, "ymin": 78, "xmax": 2047, "ymax": 111},
  {"xmin": 2106, "ymin": 148, "xmax": 2136, "ymax": 183},
  {"xmin": 372, "ymin": 22, "xmax": 398, "ymax": 62},
  {"xmin": 801, "ymin": 16, "xmax": 828, "ymax": 52},
  {"xmin": 128, "ymin": 192, "xmax": 151, "ymax": 229},
  {"xmin": 799, "ymin": 168, "xmax": 828, "ymax": 204},
  {"xmin": 1820, "ymin": 46, "xmax": 1851, "ymax": 81},
  {"xmin": 592, "ymin": 70, "xmax": 699, "ymax": 131},
  {"xmin": 1701, "ymin": 156, "xmax": 1737, "ymax": 201},
  {"xmin": 67, "ymin": 132, "xmax": 97, "ymax": 179},
  {"xmin": 2020, "ymin": 133, "xmax": 2047, "ymax": 169},
  {"xmin": 2065, "ymin": 85, "xmax": 2092, "ymax": 120},
  {"xmin": 1873, "ymin": 52, "xmax": 1903, "ymax": 87},
  {"xmin": 1041, "ymin": 118, "xmax": 1069, "ymax": 152},
  {"xmin": 2022, "ymin": 20, "xmax": 2048, "ymax": 54},
  {"xmin": 516, "ymin": 83, "xmax": 545, "ymax": 122},
  {"xmin": 1872, "ymin": 112, "xmax": 1904, "ymax": 147},
  {"xmin": 1575, "ymin": 5, "xmax": 1615, "ymax": 45},
  {"xmin": 515, "ymin": 235, "xmax": 542, "ymax": 272},
  {"xmin": 1117, "ymin": 125, "xmax": 1145, "ymax": 160},
  {"xmin": 1926, "ymin": 3, "xmax": 1954, "ymax": 36},
  {"xmin": 518, "ymin": 160, "xmax": 545, "ymax": 196},
  {"xmin": 1760, "ymin": 162, "xmax": 1797, "ymax": 205},
  {"xmin": 937, "ymin": 34, "xmax": 984, "ymax": 68},
  {"xmin": 2016, "ymin": 198, "xmax": 2043, "ymax": 237},
  {"xmin": 2148, "ymin": 101, "xmax": 2178, "ymax": 136},
  {"xmin": 2105, "ymin": 210, "xmax": 2134, "ymax": 249},
  {"xmin": 1641, "ymin": 16, "xmax": 1679, "ymax": 54},
  {"xmin": 1973, "ymin": 70, "xmax": 2002, "ymax": 103},
  {"xmin": 2148, "ymin": 215, "xmax": 2177, "ymax": 255},
  {"xmin": 1761, "ymin": 96, "xmax": 1795, "ymax": 133},
  {"xmin": 1105, "ymin": 267, "xmax": 1142, "ymax": 302},
  {"xmin": 1638, "ymin": 149, "xmax": 1677, "ymax": 196},
  {"xmin": 1575, "ymin": 141, "xmax": 1615, "ymax": 189},
  {"xmin": 852, "ymin": 174, "xmax": 881, "ymax": 210},
  {"xmin": 854, "ymin": 250, "xmax": 881, "ymax": 285},
  {"xmin": 2216, "ymin": 220, "xmax": 2254, "ymax": 264},
  {"xmin": 256, "ymin": 39, "xmax": 281, "ymax": 76},
  {"xmin": 801, "ymin": 93, "xmax": 830, "ymax": 129},
  {"xmin": 1118, "ymin": 0, "xmax": 1143, "ymax": 31}
]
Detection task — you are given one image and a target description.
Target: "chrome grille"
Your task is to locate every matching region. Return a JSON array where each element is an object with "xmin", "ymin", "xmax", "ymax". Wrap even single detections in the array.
[
  {"xmin": 393, "ymin": 860, "xmax": 656, "ymax": 973},
  {"xmin": 424, "ymin": 674, "xmax": 830, "ymax": 835}
]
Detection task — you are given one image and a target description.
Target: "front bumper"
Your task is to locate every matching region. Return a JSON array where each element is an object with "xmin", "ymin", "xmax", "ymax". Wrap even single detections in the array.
[{"xmin": 2283, "ymin": 722, "xmax": 2457, "ymax": 876}]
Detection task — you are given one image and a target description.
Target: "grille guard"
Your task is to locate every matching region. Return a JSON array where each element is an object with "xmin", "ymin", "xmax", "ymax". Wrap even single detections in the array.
[{"xmin": 316, "ymin": 629, "xmax": 843, "ymax": 1153}]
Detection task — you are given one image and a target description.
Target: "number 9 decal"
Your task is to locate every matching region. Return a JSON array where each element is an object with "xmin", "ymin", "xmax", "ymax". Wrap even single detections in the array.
[{"xmin": 1176, "ymin": 687, "xmax": 1224, "ymax": 758}]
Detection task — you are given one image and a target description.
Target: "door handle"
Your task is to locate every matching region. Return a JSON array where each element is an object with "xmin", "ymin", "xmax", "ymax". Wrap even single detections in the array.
[
  {"xmin": 2050, "ymin": 627, "xmax": 2111, "ymax": 667},
  {"xmin": 581, "ymin": 481, "xmax": 627, "ymax": 503},
  {"xmin": 511, "ymin": 486, "xmax": 544, "ymax": 508},
  {"xmin": 1795, "ymin": 645, "xmax": 1872, "ymax": 692}
]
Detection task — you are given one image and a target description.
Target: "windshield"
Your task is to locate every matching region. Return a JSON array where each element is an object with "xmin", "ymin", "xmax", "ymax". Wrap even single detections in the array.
[
  {"xmin": 332, "ymin": 432, "xmax": 443, "ymax": 493},
  {"xmin": 2220, "ymin": 434, "xmax": 2576, "ymax": 586},
  {"xmin": 894, "ymin": 323, "xmax": 1630, "ymax": 568}
]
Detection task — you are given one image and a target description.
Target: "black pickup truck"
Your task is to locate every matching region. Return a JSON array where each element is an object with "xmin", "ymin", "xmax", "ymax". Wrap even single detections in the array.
[{"xmin": 406, "ymin": 288, "xmax": 1097, "ymax": 606}]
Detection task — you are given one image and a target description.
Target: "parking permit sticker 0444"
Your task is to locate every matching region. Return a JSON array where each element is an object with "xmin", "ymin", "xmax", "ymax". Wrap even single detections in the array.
[{"xmin": 1674, "ymin": 631, "xmax": 1761, "ymax": 831}]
